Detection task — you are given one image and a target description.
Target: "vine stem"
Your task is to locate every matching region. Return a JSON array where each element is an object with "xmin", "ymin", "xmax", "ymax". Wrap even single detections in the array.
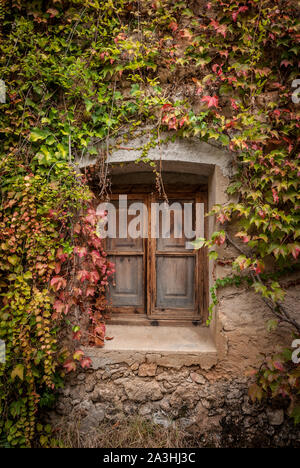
[{"xmin": 225, "ymin": 232, "xmax": 300, "ymax": 335}]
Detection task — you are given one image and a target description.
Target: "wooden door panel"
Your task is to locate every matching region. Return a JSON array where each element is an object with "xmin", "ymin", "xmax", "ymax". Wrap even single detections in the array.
[
  {"xmin": 106, "ymin": 196, "xmax": 146, "ymax": 315},
  {"xmin": 106, "ymin": 200, "xmax": 144, "ymax": 252},
  {"xmin": 149, "ymin": 193, "xmax": 203, "ymax": 321},
  {"xmin": 156, "ymin": 199, "xmax": 195, "ymax": 251},
  {"xmin": 156, "ymin": 256, "xmax": 195, "ymax": 309},
  {"xmin": 107, "ymin": 236, "xmax": 143, "ymax": 252},
  {"xmin": 108, "ymin": 255, "xmax": 144, "ymax": 307},
  {"xmin": 157, "ymin": 236, "xmax": 186, "ymax": 251}
]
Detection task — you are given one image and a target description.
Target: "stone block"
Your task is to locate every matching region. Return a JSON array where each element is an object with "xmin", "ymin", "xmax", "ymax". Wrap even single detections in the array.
[
  {"xmin": 123, "ymin": 378, "xmax": 163, "ymax": 402},
  {"xmin": 138, "ymin": 363, "xmax": 157, "ymax": 377},
  {"xmin": 190, "ymin": 372, "xmax": 207, "ymax": 385}
]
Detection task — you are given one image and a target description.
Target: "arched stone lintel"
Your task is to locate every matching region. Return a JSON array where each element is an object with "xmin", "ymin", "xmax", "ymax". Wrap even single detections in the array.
[{"xmin": 79, "ymin": 137, "xmax": 234, "ymax": 179}]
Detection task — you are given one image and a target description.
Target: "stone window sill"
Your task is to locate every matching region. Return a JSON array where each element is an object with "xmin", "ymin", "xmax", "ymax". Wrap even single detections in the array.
[{"xmin": 84, "ymin": 325, "xmax": 217, "ymax": 370}]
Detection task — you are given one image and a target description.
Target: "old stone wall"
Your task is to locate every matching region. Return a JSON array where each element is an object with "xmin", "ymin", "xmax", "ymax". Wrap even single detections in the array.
[{"xmin": 51, "ymin": 351, "xmax": 300, "ymax": 448}]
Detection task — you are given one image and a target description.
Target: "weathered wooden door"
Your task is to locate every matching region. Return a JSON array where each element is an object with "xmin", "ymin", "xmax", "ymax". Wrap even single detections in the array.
[
  {"xmin": 106, "ymin": 195, "xmax": 147, "ymax": 316},
  {"xmin": 148, "ymin": 195, "xmax": 203, "ymax": 321}
]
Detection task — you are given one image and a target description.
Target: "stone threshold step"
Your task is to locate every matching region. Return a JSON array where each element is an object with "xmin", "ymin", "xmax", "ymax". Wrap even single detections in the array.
[
  {"xmin": 84, "ymin": 325, "xmax": 217, "ymax": 370},
  {"xmin": 103, "ymin": 324, "xmax": 216, "ymax": 353}
]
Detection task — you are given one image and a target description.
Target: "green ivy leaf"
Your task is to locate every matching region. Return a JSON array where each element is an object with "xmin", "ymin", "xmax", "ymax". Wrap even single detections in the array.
[{"xmin": 30, "ymin": 129, "xmax": 50, "ymax": 142}]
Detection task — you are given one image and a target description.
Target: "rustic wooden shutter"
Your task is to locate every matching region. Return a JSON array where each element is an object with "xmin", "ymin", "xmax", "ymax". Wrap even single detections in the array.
[
  {"xmin": 148, "ymin": 195, "xmax": 202, "ymax": 321},
  {"xmin": 106, "ymin": 195, "xmax": 147, "ymax": 316}
]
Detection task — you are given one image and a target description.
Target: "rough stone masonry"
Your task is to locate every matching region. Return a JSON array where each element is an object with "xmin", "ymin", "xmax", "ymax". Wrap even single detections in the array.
[{"xmin": 50, "ymin": 353, "xmax": 300, "ymax": 448}]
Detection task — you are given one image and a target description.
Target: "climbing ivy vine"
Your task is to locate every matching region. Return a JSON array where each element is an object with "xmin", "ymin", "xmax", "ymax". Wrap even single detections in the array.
[{"xmin": 0, "ymin": 0, "xmax": 299, "ymax": 446}]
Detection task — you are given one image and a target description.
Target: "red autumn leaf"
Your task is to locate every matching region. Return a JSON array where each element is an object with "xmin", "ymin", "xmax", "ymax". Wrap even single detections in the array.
[
  {"xmin": 53, "ymin": 300, "xmax": 65, "ymax": 315},
  {"xmin": 50, "ymin": 276, "xmax": 67, "ymax": 291},
  {"xmin": 230, "ymin": 99, "xmax": 239, "ymax": 110},
  {"xmin": 168, "ymin": 117, "xmax": 177, "ymax": 130},
  {"xmin": 56, "ymin": 248, "xmax": 68, "ymax": 262},
  {"xmin": 80, "ymin": 357, "xmax": 92, "ymax": 369},
  {"xmin": 236, "ymin": 231, "xmax": 249, "ymax": 240},
  {"xmin": 73, "ymin": 287, "xmax": 83, "ymax": 297},
  {"xmin": 161, "ymin": 115, "xmax": 168, "ymax": 125},
  {"xmin": 225, "ymin": 119, "xmax": 237, "ymax": 129},
  {"xmin": 74, "ymin": 246, "xmax": 87, "ymax": 258},
  {"xmin": 90, "ymin": 270, "xmax": 100, "ymax": 284},
  {"xmin": 232, "ymin": 6, "xmax": 248, "ymax": 22},
  {"xmin": 273, "ymin": 361, "xmax": 285, "ymax": 372},
  {"xmin": 85, "ymin": 209, "xmax": 97, "ymax": 226},
  {"xmin": 47, "ymin": 8, "xmax": 59, "ymax": 17},
  {"xmin": 212, "ymin": 64, "xmax": 218, "ymax": 73},
  {"xmin": 179, "ymin": 115, "xmax": 189, "ymax": 128},
  {"xmin": 273, "ymin": 109, "xmax": 281, "ymax": 119},
  {"xmin": 292, "ymin": 248, "xmax": 300, "ymax": 260},
  {"xmin": 254, "ymin": 261, "xmax": 264, "ymax": 275},
  {"xmin": 236, "ymin": 258, "xmax": 247, "ymax": 271},
  {"xmin": 86, "ymin": 286, "xmax": 96, "ymax": 297},
  {"xmin": 258, "ymin": 210, "xmax": 266, "ymax": 219},
  {"xmin": 161, "ymin": 103, "xmax": 173, "ymax": 112},
  {"xmin": 95, "ymin": 337, "xmax": 105, "ymax": 347},
  {"xmin": 289, "ymin": 244, "xmax": 300, "ymax": 259},
  {"xmin": 77, "ymin": 270, "xmax": 90, "ymax": 282},
  {"xmin": 91, "ymin": 250, "xmax": 101, "ymax": 264},
  {"xmin": 217, "ymin": 212, "xmax": 229, "ymax": 224},
  {"xmin": 169, "ymin": 22, "xmax": 178, "ymax": 32},
  {"xmin": 219, "ymin": 50, "xmax": 229, "ymax": 59},
  {"xmin": 36, "ymin": 262, "xmax": 47, "ymax": 276},
  {"xmin": 278, "ymin": 386, "xmax": 289, "ymax": 398},
  {"xmin": 272, "ymin": 188, "xmax": 279, "ymax": 204},
  {"xmin": 210, "ymin": 20, "xmax": 227, "ymax": 38},
  {"xmin": 201, "ymin": 95, "xmax": 219, "ymax": 108},
  {"xmin": 92, "ymin": 237, "xmax": 102, "ymax": 249},
  {"xmin": 63, "ymin": 359, "xmax": 76, "ymax": 373},
  {"xmin": 191, "ymin": 77, "xmax": 203, "ymax": 94}
]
